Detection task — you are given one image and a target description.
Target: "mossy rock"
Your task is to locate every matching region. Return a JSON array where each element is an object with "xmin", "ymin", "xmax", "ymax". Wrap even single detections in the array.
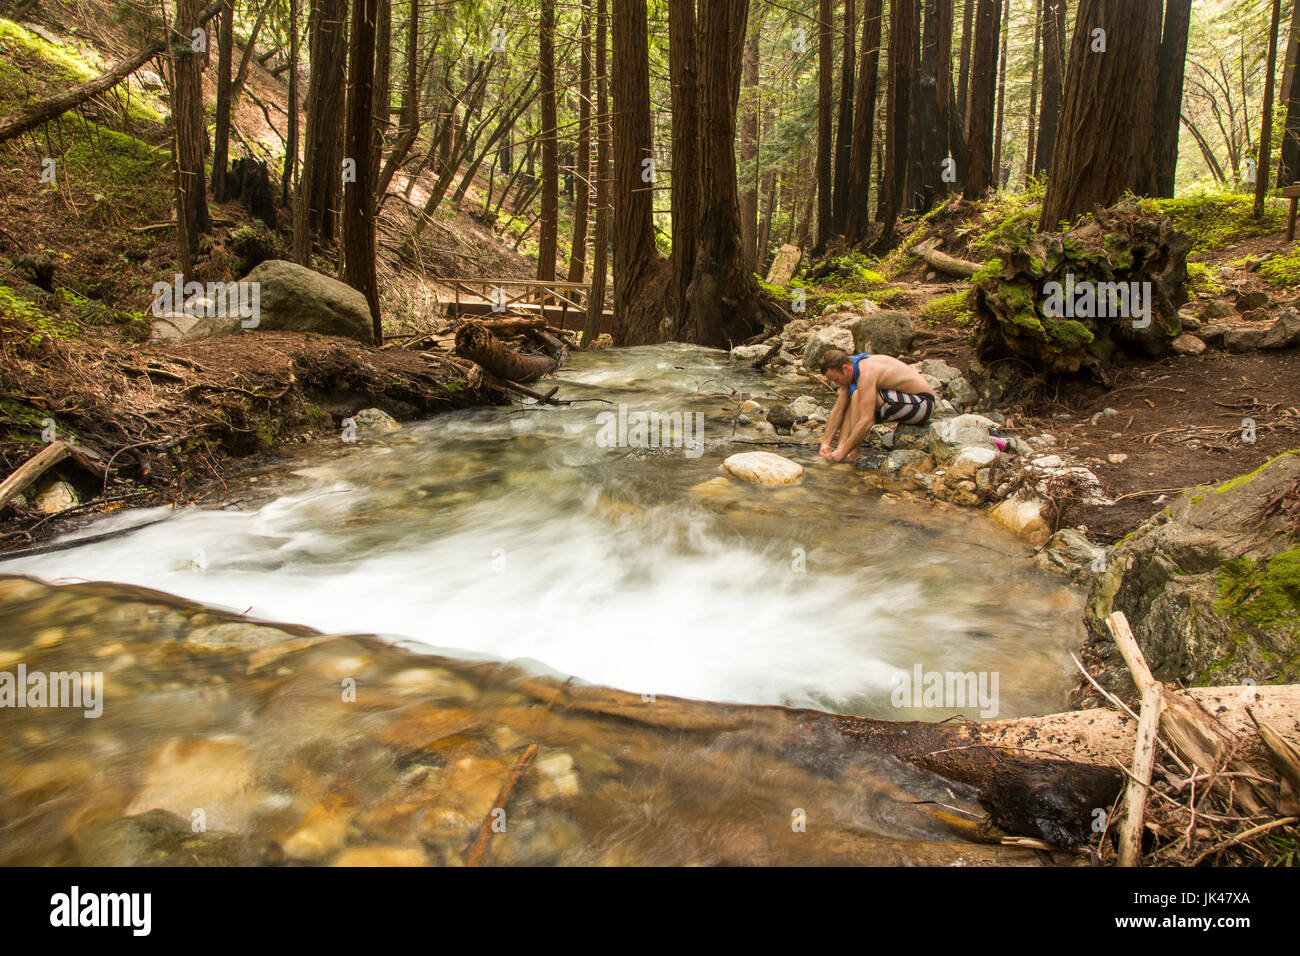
[{"xmin": 1078, "ymin": 451, "xmax": 1300, "ymax": 703}]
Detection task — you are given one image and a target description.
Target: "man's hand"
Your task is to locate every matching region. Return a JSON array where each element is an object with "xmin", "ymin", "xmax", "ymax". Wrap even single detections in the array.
[
  {"xmin": 829, "ymin": 446, "xmax": 853, "ymax": 463},
  {"xmin": 819, "ymin": 441, "xmax": 834, "ymax": 459}
]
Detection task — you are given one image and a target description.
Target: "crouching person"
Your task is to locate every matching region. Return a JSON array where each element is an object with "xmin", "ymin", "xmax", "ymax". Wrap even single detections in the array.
[{"xmin": 817, "ymin": 349, "xmax": 936, "ymax": 462}]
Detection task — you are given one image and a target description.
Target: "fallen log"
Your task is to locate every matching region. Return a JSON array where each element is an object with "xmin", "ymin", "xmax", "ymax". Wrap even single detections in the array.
[
  {"xmin": 454, "ymin": 319, "xmax": 560, "ymax": 384},
  {"xmin": 0, "ymin": 4, "xmax": 224, "ymax": 144},
  {"xmin": 915, "ymin": 239, "xmax": 982, "ymax": 278},
  {"xmin": 0, "ymin": 441, "xmax": 70, "ymax": 512}
]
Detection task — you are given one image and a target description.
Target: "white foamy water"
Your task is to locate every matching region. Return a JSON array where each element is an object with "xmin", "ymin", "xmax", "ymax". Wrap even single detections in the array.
[{"xmin": 2, "ymin": 345, "xmax": 1084, "ymax": 718}]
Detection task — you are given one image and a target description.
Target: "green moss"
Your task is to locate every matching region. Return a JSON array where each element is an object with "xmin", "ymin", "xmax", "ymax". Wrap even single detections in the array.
[
  {"xmin": 1214, "ymin": 546, "xmax": 1300, "ymax": 635},
  {"xmin": 966, "ymin": 183, "xmax": 1047, "ymax": 260},
  {"xmin": 1044, "ymin": 317, "xmax": 1095, "ymax": 348},
  {"xmin": 1212, "ymin": 451, "xmax": 1299, "ymax": 495},
  {"xmin": 969, "ymin": 257, "xmax": 1004, "ymax": 285},
  {"xmin": 920, "ymin": 289, "xmax": 975, "ymax": 326},
  {"xmin": 997, "ymin": 281, "xmax": 1043, "ymax": 332},
  {"xmin": 1186, "ymin": 261, "xmax": 1225, "ymax": 296}
]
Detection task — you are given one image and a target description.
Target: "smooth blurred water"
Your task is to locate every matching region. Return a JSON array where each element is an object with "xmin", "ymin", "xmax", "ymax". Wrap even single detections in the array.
[{"xmin": 1, "ymin": 344, "xmax": 1084, "ymax": 719}]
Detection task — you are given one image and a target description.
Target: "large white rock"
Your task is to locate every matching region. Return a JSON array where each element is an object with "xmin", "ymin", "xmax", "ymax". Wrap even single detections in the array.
[
  {"xmin": 721, "ymin": 452, "xmax": 805, "ymax": 486},
  {"xmin": 946, "ymin": 445, "xmax": 999, "ymax": 482},
  {"xmin": 990, "ymin": 492, "xmax": 1051, "ymax": 546},
  {"xmin": 928, "ymin": 414, "xmax": 999, "ymax": 463},
  {"xmin": 788, "ymin": 396, "xmax": 822, "ymax": 419}
]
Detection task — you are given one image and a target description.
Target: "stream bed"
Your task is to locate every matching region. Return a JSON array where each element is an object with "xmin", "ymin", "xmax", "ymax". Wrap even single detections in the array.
[{"xmin": 0, "ymin": 345, "xmax": 1086, "ymax": 865}]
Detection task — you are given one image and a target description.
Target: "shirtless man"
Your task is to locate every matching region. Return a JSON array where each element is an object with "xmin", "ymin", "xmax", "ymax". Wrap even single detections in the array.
[{"xmin": 817, "ymin": 349, "xmax": 936, "ymax": 462}]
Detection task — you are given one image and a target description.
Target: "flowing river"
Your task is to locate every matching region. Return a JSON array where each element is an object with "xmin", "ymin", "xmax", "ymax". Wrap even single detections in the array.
[{"xmin": 0, "ymin": 345, "xmax": 1086, "ymax": 865}]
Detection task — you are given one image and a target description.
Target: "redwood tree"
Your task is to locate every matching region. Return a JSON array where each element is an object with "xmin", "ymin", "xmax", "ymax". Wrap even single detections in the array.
[
  {"xmin": 844, "ymin": 0, "xmax": 883, "ymax": 242},
  {"xmin": 1033, "ymin": 0, "xmax": 1066, "ymax": 179},
  {"xmin": 877, "ymin": 0, "xmax": 919, "ymax": 231},
  {"xmin": 611, "ymin": 0, "xmax": 666, "ymax": 344},
  {"xmin": 815, "ymin": 0, "xmax": 833, "ymax": 251},
  {"xmin": 537, "ymin": 0, "xmax": 559, "ymax": 281},
  {"xmin": 1150, "ymin": 0, "xmax": 1192, "ymax": 197},
  {"xmin": 1040, "ymin": 0, "xmax": 1162, "ymax": 228},
  {"xmin": 684, "ymin": 0, "xmax": 779, "ymax": 346},
  {"xmin": 172, "ymin": 0, "xmax": 211, "ymax": 270},
  {"xmin": 342, "ymin": 0, "xmax": 381, "ymax": 342},
  {"xmin": 964, "ymin": 0, "xmax": 1000, "ymax": 196},
  {"xmin": 668, "ymin": 0, "xmax": 699, "ymax": 329}
]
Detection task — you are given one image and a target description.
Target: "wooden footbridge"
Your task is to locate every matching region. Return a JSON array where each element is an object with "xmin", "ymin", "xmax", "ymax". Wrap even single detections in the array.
[{"xmin": 441, "ymin": 277, "xmax": 614, "ymax": 335}]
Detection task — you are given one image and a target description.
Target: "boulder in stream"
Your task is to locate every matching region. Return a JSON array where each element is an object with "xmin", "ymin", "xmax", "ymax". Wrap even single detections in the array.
[{"xmin": 721, "ymin": 452, "xmax": 804, "ymax": 486}]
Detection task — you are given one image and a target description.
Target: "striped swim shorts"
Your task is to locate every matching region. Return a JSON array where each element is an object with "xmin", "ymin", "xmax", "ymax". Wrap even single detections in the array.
[{"xmin": 876, "ymin": 389, "xmax": 936, "ymax": 425}]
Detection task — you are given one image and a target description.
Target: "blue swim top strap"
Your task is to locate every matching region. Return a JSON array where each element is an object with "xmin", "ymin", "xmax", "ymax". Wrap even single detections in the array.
[{"xmin": 848, "ymin": 352, "xmax": 871, "ymax": 394}]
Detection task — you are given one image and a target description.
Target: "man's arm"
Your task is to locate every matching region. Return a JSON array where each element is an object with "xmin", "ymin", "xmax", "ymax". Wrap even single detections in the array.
[
  {"xmin": 833, "ymin": 371, "xmax": 879, "ymax": 459},
  {"xmin": 820, "ymin": 386, "xmax": 848, "ymax": 456}
]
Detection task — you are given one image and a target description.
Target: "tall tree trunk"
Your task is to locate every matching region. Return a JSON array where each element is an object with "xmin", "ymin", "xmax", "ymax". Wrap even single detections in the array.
[
  {"xmin": 211, "ymin": 0, "xmax": 234, "ymax": 201},
  {"xmin": 1040, "ymin": 0, "xmax": 1161, "ymax": 228},
  {"xmin": 877, "ymin": 0, "xmax": 919, "ymax": 231},
  {"xmin": 342, "ymin": 0, "xmax": 381, "ymax": 342},
  {"xmin": 611, "ymin": 0, "xmax": 665, "ymax": 344},
  {"xmin": 1034, "ymin": 0, "xmax": 1066, "ymax": 179},
  {"xmin": 911, "ymin": 0, "xmax": 954, "ymax": 213},
  {"xmin": 845, "ymin": 0, "xmax": 883, "ymax": 242},
  {"xmin": 172, "ymin": 0, "xmax": 211, "ymax": 270},
  {"xmin": 582, "ymin": 0, "xmax": 611, "ymax": 348},
  {"xmin": 831, "ymin": 0, "xmax": 856, "ymax": 235},
  {"xmin": 282, "ymin": 0, "xmax": 300, "ymax": 206},
  {"xmin": 965, "ymin": 0, "xmax": 1000, "ymax": 196},
  {"xmin": 567, "ymin": 0, "xmax": 593, "ymax": 289},
  {"xmin": 302, "ymin": 0, "xmax": 349, "ymax": 247},
  {"xmin": 1280, "ymin": 0, "xmax": 1300, "ymax": 186},
  {"xmin": 371, "ymin": 0, "xmax": 391, "ymax": 198},
  {"xmin": 957, "ymin": 0, "xmax": 975, "ymax": 123},
  {"xmin": 1150, "ymin": 0, "xmax": 1191, "ymax": 197},
  {"xmin": 991, "ymin": 0, "xmax": 1009, "ymax": 189},
  {"xmin": 1254, "ymin": 0, "xmax": 1283, "ymax": 218},
  {"xmin": 686, "ymin": 0, "xmax": 777, "ymax": 346},
  {"xmin": 1024, "ymin": 0, "xmax": 1040, "ymax": 180},
  {"xmin": 669, "ymin": 0, "xmax": 699, "ymax": 332},
  {"xmin": 739, "ymin": 3, "xmax": 762, "ymax": 270},
  {"xmin": 537, "ymin": 0, "xmax": 559, "ymax": 282},
  {"xmin": 815, "ymin": 0, "xmax": 834, "ymax": 252}
]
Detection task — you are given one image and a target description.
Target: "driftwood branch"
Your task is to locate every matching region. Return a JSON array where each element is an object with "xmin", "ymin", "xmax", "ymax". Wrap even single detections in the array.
[{"xmin": 454, "ymin": 319, "xmax": 559, "ymax": 383}]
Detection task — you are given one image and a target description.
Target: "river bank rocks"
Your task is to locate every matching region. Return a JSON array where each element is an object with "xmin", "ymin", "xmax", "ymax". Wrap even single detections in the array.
[
  {"xmin": 0, "ymin": 575, "xmax": 1033, "ymax": 866},
  {"xmin": 1074, "ymin": 451, "xmax": 1300, "ymax": 705}
]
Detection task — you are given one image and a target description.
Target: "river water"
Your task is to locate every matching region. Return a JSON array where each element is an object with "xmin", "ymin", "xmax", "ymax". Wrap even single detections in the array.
[{"xmin": 0, "ymin": 345, "xmax": 1086, "ymax": 865}]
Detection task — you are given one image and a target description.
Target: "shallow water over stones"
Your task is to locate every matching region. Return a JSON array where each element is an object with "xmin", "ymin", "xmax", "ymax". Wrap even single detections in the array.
[
  {"xmin": 0, "ymin": 345, "xmax": 1088, "ymax": 865},
  {"xmin": 2, "ymin": 345, "xmax": 1084, "ymax": 722},
  {"xmin": 0, "ymin": 576, "xmax": 1046, "ymax": 866}
]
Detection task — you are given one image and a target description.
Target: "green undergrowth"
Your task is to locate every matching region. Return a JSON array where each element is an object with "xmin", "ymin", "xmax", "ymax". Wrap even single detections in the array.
[
  {"xmin": 920, "ymin": 289, "xmax": 975, "ymax": 326},
  {"xmin": 964, "ymin": 181, "xmax": 1048, "ymax": 260},
  {"xmin": 1259, "ymin": 246, "xmax": 1300, "ymax": 290},
  {"xmin": 1137, "ymin": 192, "xmax": 1287, "ymax": 257}
]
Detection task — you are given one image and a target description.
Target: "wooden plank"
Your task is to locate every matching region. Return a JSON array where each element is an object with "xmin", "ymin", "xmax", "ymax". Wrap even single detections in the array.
[{"xmin": 441, "ymin": 278, "xmax": 592, "ymax": 289}]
